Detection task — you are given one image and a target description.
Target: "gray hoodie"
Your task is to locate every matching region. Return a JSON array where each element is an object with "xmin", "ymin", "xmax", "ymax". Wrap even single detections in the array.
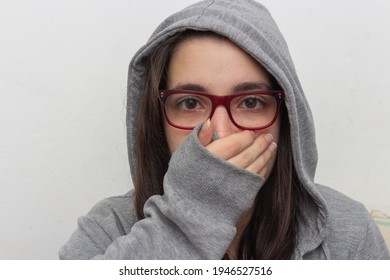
[{"xmin": 59, "ymin": 0, "xmax": 389, "ymax": 259}]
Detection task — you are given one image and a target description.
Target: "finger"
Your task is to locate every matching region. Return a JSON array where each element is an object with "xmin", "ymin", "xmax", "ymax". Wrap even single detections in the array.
[
  {"xmin": 228, "ymin": 133, "xmax": 274, "ymax": 169},
  {"xmin": 258, "ymin": 162, "xmax": 269, "ymax": 178},
  {"xmin": 198, "ymin": 119, "xmax": 214, "ymax": 147},
  {"xmin": 206, "ymin": 130, "xmax": 255, "ymax": 160},
  {"xmin": 258, "ymin": 147, "xmax": 275, "ymax": 178},
  {"xmin": 246, "ymin": 142, "xmax": 277, "ymax": 174}
]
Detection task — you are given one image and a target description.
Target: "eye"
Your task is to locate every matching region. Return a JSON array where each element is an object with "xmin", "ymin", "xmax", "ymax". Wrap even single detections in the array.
[
  {"xmin": 181, "ymin": 98, "xmax": 199, "ymax": 110},
  {"xmin": 175, "ymin": 96, "xmax": 206, "ymax": 111},
  {"xmin": 244, "ymin": 97, "xmax": 261, "ymax": 109},
  {"xmin": 238, "ymin": 96, "xmax": 265, "ymax": 110}
]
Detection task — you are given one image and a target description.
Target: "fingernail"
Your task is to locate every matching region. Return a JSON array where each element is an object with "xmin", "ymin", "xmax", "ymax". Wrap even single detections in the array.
[
  {"xmin": 200, "ymin": 119, "xmax": 211, "ymax": 135},
  {"xmin": 264, "ymin": 133, "xmax": 273, "ymax": 144},
  {"xmin": 269, "ymin": 142, "xmax": 277, "ymax": 152},
  {"xmin": 204, "ymin": 118, "xmax": 211, "ymax": 130},
  {"xmin": 199, "ymin": 119, "xmax": 211, "ymax": 138}
]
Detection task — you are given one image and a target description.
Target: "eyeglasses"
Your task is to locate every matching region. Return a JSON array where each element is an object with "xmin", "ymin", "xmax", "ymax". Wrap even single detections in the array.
[{"xmin": 159, "ymin": 90, "xmax": 284, "ymax": 130}]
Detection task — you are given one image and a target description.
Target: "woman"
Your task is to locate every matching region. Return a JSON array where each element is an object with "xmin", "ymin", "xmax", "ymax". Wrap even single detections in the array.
[{"xmin": 59, "ymin": 0, "xmax": 389, "ymax": 259}]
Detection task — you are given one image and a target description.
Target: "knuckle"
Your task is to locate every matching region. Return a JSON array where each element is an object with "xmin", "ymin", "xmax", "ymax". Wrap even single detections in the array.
[
  {"xmin": 240, "ymin": 151, "xmax": 255, "ymax": 167},
  {"xmin": 254, "ymin": 138, "xmax": 268, "ymax": 152},
  {"xmin": 229, "ymin": 139, "xmax": 243, "ymax": 155},
  {"xmin": 229, "ymin": 131, "xmax": 254, "ymax": 154},
  {"xmin": 252, "ymin": 151, "xmax": 271, "ymax": 172}
]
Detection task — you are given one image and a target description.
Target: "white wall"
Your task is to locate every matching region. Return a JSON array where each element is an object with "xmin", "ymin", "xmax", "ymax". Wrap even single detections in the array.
[{"xmin": 0, "ymin": 0, "xmax": 389, "ymax": 259}]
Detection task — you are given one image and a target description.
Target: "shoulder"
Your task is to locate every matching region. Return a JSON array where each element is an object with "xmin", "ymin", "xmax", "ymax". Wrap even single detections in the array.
[
  {"xmin": 84, "ymin": 190, "xmax": 138, "ymax": 236},
  {"xmin": 317, "ymin": 184, "xmax": 366, "ymax": 216},
  {"xmin": 316, "ymin": 184, "xmax": 389, "ymax": 259},
  {"xmin": 316, "ymin": 184, "xmax": 369, "ymax": 239}
]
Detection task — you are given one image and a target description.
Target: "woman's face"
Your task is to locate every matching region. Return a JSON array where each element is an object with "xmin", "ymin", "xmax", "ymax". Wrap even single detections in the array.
[{"xmin": 164, "ymin": 36, "xmax": 280, "ymax": 176}]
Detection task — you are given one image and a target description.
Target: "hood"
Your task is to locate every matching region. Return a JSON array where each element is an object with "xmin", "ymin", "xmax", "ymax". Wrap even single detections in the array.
[{"xmin": 126, "ymin": 0, "xmax": 328, "ymax": 255}]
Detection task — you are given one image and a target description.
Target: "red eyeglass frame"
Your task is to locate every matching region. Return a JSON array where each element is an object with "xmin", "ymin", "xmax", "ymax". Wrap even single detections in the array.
[{"xmin": 159, "ymin": 89, "xmax": 285, "ymax": 130}]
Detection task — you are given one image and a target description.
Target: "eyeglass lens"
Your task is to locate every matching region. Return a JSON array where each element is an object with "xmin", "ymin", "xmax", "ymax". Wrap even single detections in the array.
[{"xmin": 164, "ymin": 92, "xmax": 278, "ymax": 129}]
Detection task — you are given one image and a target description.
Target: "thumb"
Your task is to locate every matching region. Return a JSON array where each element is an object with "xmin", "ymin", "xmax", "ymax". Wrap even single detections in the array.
[{"xmin": 198, "ymin": 119, "xmax": 214, "ymax": 147}]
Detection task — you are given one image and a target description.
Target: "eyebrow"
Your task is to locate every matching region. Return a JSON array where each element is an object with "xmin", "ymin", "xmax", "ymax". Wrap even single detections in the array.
[
  {"xmin": 170, "ymin": 81, "xmax": 271, "ymax": 93},
  {"xmin": 232, "ymin": 82, "xmax": 271, "ymax": 92},
  {"xmin": 170, "ymin": 83, "xmax": 207, "ymax": 92}
]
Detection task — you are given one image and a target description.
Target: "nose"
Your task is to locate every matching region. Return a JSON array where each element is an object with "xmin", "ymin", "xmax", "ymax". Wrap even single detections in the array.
[{"xmin": 210, "ymin": 106, "xmax": 241, "ymax": 138}]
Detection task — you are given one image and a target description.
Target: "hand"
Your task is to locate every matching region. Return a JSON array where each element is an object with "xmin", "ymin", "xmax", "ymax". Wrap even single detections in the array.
[{"xmin": 198, "ymin": 120, "xmax": 277, "ymax": 177}]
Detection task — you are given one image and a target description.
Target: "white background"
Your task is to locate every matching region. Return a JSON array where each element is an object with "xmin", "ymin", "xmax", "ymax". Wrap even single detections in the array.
[{"xmin": 0, "ymin": 0, "xmax": 389, "ymax": 259}]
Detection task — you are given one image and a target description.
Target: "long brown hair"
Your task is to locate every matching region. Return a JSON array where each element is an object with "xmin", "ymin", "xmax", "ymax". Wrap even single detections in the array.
[{"xmin": 134, "ymin": 30, "xmax": 314, "ymax": 259}]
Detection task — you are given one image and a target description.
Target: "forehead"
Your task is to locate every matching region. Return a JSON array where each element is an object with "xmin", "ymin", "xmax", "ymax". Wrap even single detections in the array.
[{"xmin": 167, "ymin": 36, "xmax": 272, "ymax": 93}]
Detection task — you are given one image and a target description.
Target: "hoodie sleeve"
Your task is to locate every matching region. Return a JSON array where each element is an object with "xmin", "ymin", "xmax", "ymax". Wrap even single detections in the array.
[{"xmin": 59, "ymin": 126, "xmax": 264, "ymax": 259}]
